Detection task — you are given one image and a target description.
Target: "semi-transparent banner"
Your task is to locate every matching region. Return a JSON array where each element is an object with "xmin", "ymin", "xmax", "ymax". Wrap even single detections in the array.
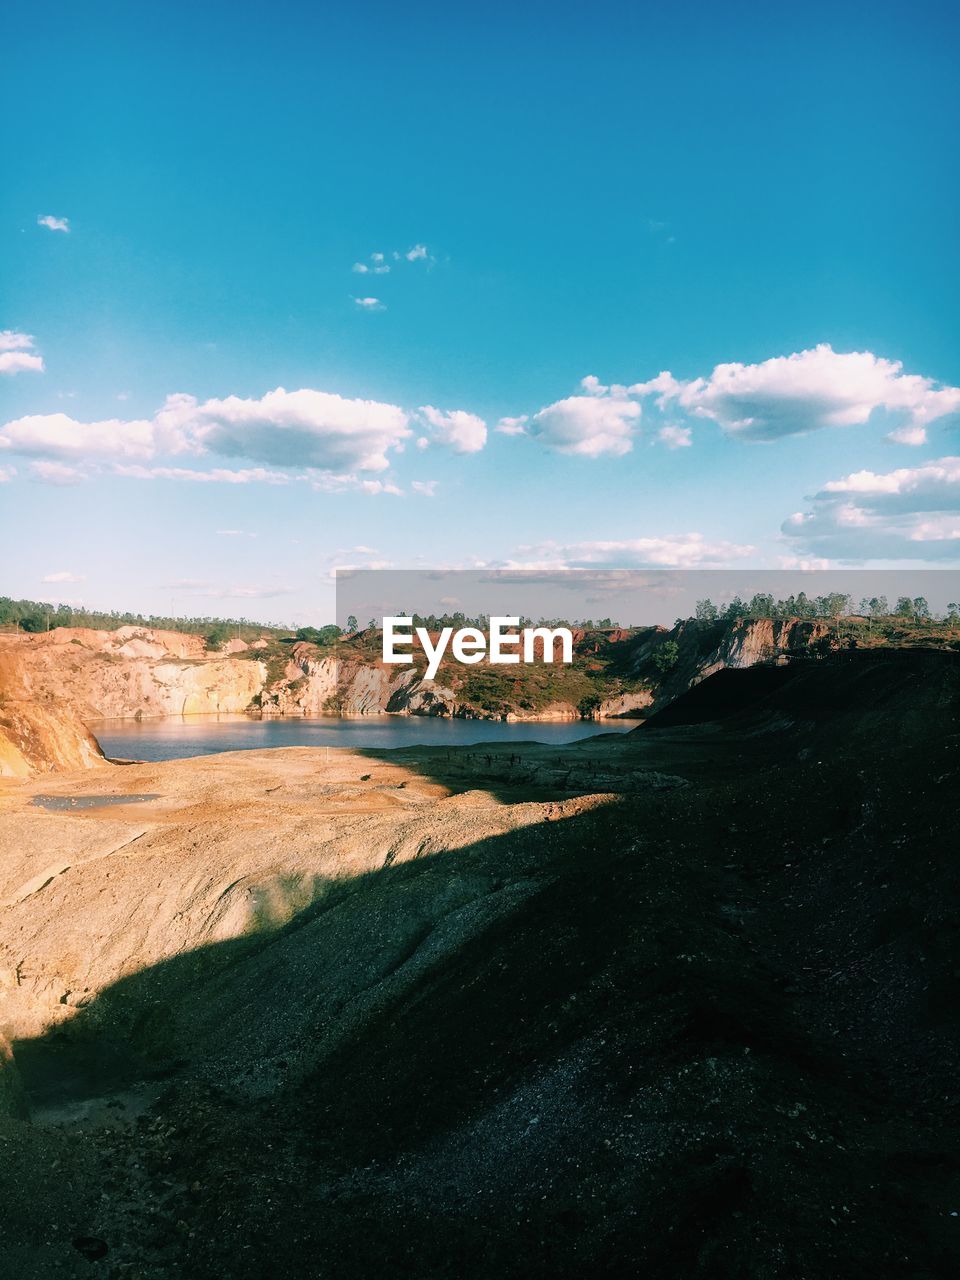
[
  {"xmin": 332, "ymin": 569, "xmax": 960, "ymax": 709},
  {"xmin": 337, "ymin": 569, "xmax": 960, "ymax": 633}
]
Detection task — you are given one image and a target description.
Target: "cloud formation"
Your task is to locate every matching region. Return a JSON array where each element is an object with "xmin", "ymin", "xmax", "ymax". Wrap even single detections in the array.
[
  {"xmin": 352, "ymin": 253, "xmax": 390, "ymax": 275},
  {"xmin": 29, "ymin": 460, "xmax": 86, "ymax": 485},
  {"xmin": 42, "ymin": 571, "xmax": 85, "ymax": 583},
  {"xmin": 508, "ymin": 346, "xmax": 960, "ymax": 460},
  {"xmin": 633, "ymin": 345, "xmax": 960, "ymax": 441},
  {"xmin": 163, "ymin": 388, "xmax": 411, "ymax": 472},
  {"xmin": 529, "ymin": 394, "xmax": 641, "ymax": 457},
  {"xmin": 783, "ymin": 455, "xmax": 960, "ymax": 559},
  {"xmin": 0, "ymin": 412, "xmax": 166, "ymax": 460},
  {"xmin": 1, "ymin": 389, "xmax": 415, "ymax": 477},
  {"xmin": 0, "ymin": 331, "xmax": 44, "ymax": 375},
  {"xmin": 418, "ymin": 405, "xmax": 487, "ymax": 454},
  {"xmin": 495, "ymin": 415, "xmax": 528, "ymax": 436},
  {"xmin": 657, "ymin": 424, "xmax": 692, "ymax": 449},
  {"xmin": 514, "ymin": 533, "xmax": 755, "ymax": 568},
  {"xmin": 114, "ymin": 464, "xmax": 290, "ymax": 485},
  {"xmin": 37, "ymin": 214, "xmax": 70, "ymax": 233},
  {"xmin": 352, "ymin": 296, "xmax": 385, "ymax": 311}
]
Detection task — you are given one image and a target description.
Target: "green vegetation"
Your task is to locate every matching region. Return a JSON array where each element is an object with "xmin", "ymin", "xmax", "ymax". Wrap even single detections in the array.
[
  {"xmin": 0, "ymin": 595, "xmax": 298, "ymax": 641},
  {"xmin": 652, "ymin": 639, "xmax": 680, "ymax": 674},
  {"xmin": 204, "ymin": 623, "xmax": 234, "ymax": 651},
  {"xmin": 693, "ymin": 591, "xmax": 952, "ymax": 624},
  {"xmin": 295, "ymin": 625, "xmax": 342, "ymax": 645}
]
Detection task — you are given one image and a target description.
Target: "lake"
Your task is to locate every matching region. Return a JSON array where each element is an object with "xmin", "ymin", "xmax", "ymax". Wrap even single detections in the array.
[{"xmin": 91, "ymin": 714, "xmax": 642, "ymax": 762}]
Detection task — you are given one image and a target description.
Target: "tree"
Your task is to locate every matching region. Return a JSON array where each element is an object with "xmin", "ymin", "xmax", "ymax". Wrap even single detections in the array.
[
  {"xmin": 19, "ymin": 611, "xmax": 47, "ymax": 633},
  {"xmin": 695, "ymin": 598, "xmax": 718, "ymax": 622},
  {"xmin": 748, "ymin": 593, "xmax": 776, "ymax": 618},
  {"xmin": 894, "ymin": 597, "xmax": 914, "ymax": 618},
  {"xmin": 860, "ymin": 595, "xmax": 888, "ymax": 618},
  {"xmin": 816, "ymin": 592, "xmax": 851, "ymax": 621},
  {"xmin": 205, "ymin": 623, "xmax": 232, "ymax": 651},
  {"xmin": 295, "ymin": 625, "xmax": 342, "ymax": 645},
  {"xmin": 652, "ymin": 640, "xmax": 680, "ymax": 674},
  {"xmin": 578, "ymin": 693, "xmax": 602, "ymax": 719},
  {"xmin": 346, "ymin": 615, "xmax": 358, "ymax": 633},
  {"xmin": 912, "ymin": 596, "xmax": 931, "ymax": 622},
  {"xmin": 724, "ymin": 596, "xmax": 747, "ymax": 621}
]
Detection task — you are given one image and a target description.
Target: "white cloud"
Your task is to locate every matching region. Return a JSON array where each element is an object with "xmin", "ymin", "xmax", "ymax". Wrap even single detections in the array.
[
  {"xmin": 405, "ymin": 243, "xmax": 429, "ymax": 261},
  {"xmin": 782, "ymin": 455, "xmax": 960, "ymax": 560},
  {"xmin": 634, "ymin": 345, "xmax": 960, "ymax": 441},
  {"xmin": 162, "ymin": 388, "xmax": 411, "ymax": 472},
  {"xmin": 886, "ymin": 424, "xmax": 927, "ymax": 446},
  {"xmin": 0, "ymin": 352, "xmax": 44, "ymax": 375},
  {"xmin": 0, "ymin": 331, "xmax": 44, "ymax": 375},
  {"xmin": 0, "ymin": 389, "xmax": 410, "ymax": 476},
  {"xmin": 0, "ymin": 330, "xmax": 35, "ymax": 352},
  {"xmin": 0, "ymin": 465, "xmax": 15, "ymax": 482},
  {"xmin": 495, "ymin": 415, "xmax": 528, "ymax": 436},
  {"xmin": 411, "ymin": 479, "xmax": 438, "ymax": 496},
  {"xmin": 353, "ymin": 256, "xmax": 390, "ymax": 275},
  {"xmin": 29, "ymin": 460, "xmax": 86, "ymax": 485},
  {"xmin": 42, "ymin": 571, "xmax": 85, "ymax": 583},
  {"xmin": 418, "ymin": 405, "xmax": 488, "ymax": 453},
  {"xmin": 353, "ymin": 296, "xmax": 385, "ymax": 311},
  {"xmin": 114, "ymin": 464, "xmax": 290, "ymax": 485},
  {"xmin": 37, "ymin": 214, "xmax": 70, "ymax": 233},
  {"xmin": 515, "ymin": 533, "xmax": 755, "ymax": 568},
  {"xmin": 657, "ymin": 424, "xmax": 692, "ymax": 449},
  {"xmin": 0, "ymin": 412, "xmax": 165, "ymax": 460},
  {"xmin": 580, "ymin": 375, "xmax": 608, "ymax": 396},
  {"xmin": 305, "ymin": 472, "xmax": 401, "ymax": 495},
  {"xmin": 530, "ymin": 394, "xmax": 641, "ymax": 457},
  {"xmin": 217, "ymin": 529, "xmax": 258, "ymax": 537}
]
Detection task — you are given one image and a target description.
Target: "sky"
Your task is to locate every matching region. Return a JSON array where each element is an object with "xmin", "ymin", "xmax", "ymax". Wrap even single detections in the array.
[{"xmin": 1, "ymin": 0, "xmax": 959, "ymax": 624}]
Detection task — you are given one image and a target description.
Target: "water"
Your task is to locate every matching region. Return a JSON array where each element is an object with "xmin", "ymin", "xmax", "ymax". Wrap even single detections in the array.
[
  {"xmin": 32, "ymin": 793, "xmax": 160, "ymax": 811},
  {"xmin": 91, "ymin": 714, "xmax": 641, "ymax": 762}
]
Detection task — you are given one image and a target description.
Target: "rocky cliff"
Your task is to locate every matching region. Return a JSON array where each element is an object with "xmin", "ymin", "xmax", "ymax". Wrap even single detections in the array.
[
  {"xmin": 0, "ymin": 617, "xmax": 846, "ymax": 775},
  {"xmin": 0, "ymin": 700, "xmax": 105, "ymax": 778}
]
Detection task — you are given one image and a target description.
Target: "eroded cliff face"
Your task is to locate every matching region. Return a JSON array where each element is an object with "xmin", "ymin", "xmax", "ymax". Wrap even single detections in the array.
[
  {"xmin": 0, "ymin": 701, "xmax": 105, "ymax": 778},
  {"xmin": 623, "ymin": 616, "xmax": 835, "ymax": 717},
  {"xmin": 256, "ymin": 646, "xmax": 459, "ymax": 717},
  {"xmin": 0, "ymin": 627, "xmax": 267, "ymax": 720},
  {"xmin": 0, "ymin": 617, "xmax": 845, "ymax": 774}
]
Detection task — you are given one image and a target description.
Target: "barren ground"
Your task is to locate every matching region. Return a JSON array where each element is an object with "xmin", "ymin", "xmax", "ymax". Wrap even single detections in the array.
[{"xmin": 1, "ymin": 653, "xmax": 959, "ymax": 1278}]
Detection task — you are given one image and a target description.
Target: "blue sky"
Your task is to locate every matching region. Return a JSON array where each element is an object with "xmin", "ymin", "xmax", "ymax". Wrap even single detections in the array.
[{"xmin": 2, "ymin": 0, "xmax": 959, "ymax": 622}]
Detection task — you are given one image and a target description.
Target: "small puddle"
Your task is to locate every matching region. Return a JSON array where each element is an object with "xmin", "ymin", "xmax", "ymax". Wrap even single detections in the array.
[{"xmin": 31, "ymin": 793, "xmax": 161, "ymax": 812}]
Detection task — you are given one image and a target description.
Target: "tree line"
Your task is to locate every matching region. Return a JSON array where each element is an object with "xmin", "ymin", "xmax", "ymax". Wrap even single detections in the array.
[
  {"xmin": 0, "ymin": 596, "xmax": 293, "ymax": 639},
  {"xmin": 693, "ymin": 593, "xmax": 959, "ymax": 624}
]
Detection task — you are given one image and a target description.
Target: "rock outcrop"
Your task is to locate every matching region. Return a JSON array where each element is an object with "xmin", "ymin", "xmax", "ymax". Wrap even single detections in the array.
[
  {"xmin": 0, "ymin": 701, "xmax": 105, "ymax": 778},
  {"xmin": 0, "ymin": 617, "xmax": 851, "ymax": 774}
]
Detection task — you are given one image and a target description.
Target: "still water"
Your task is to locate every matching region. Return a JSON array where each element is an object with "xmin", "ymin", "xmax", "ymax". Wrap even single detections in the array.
[{"xmin": 92, "ymin": 714, "xmax": 641, "ymax": 762}]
